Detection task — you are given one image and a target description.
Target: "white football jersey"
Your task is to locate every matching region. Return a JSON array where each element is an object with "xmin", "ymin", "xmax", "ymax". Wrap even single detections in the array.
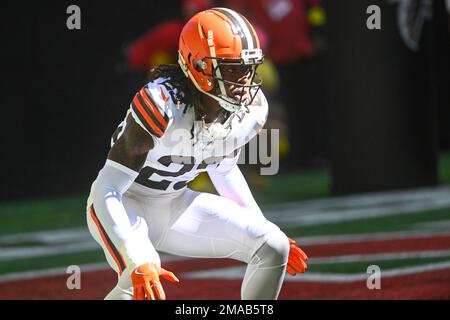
[{"xmin": 111, "ymin": 77, "xmax": 268, "ymax": 196}]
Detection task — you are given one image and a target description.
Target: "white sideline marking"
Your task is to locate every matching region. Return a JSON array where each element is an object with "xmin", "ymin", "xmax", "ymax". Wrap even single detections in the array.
[
  {"xmin": 264, "ymin": 186, "xmax": 450, "ymax": 212},
  {"xmin": 0, "ymin": 253, "xmax": 183, "ymax": 283},
  {"xmin": 1, "ymin": 185, "xmax": 449, "ymax": 262},
  {"xmin": 312, "ymin": 249, "xmax": 450, "ymax": 264},
  {"xmin": 1, "ymin": 229, "xmax": 450, "ymax": 262},
  {"xmin": 0, "ymin": 263, "xmax": 109, "ymax": 283},
  {"xmin": 1, "ymin": 253, "xmax": 450, "ymax": 285},
  {"xmin": 183, "ymin": 260, "xmax": 450, "ymax": 283},
  {"xmin": 288, "ymin": 260, "xmax": 450, "ymax": 283},
  {"xmin": 0, "ymin": 228, "xmax": 90, "ymax": 245},
  {"xmin": 264, "ymin": 186, "xmax": 450, "ymax": 227},
  {"xmin": 295, "ymin": 230, "xmax": 450, "ymax": 245},
  {"xmin": 2, "ymin": 186, "xmax": 449, "ymax": 245},
  {"xmin": 0, "ymin": 242, "xmax": 99, "ymax": 261}
]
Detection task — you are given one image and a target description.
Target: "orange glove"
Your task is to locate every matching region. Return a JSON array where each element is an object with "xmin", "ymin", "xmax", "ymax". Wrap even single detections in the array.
[
  {"xmin": 131, "ymin": 262, "xmax": 179, "ymax": 300},
  {"xmin": 286, "ymin": 238, "xmax": 308, "ymax": 276}
]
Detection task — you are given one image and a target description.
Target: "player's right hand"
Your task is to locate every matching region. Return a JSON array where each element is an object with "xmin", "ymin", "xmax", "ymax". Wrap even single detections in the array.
[
  {"xmin": 286, "ymin": 238, "xmax": 308, "ymax": 276},
  {"xmin": 131, "ymin": 262, "xmax": 179, "ymax": 300}
]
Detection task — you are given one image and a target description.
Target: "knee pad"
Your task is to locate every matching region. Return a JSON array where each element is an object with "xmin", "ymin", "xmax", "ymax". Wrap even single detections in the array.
[{"xmin": 250, "ymin": 229, "xmax": 289, "ymax": 268}]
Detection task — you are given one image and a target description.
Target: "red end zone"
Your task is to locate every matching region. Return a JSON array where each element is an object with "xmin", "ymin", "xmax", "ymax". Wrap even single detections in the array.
[{"xmin": 1, "ymin": 234, "xmax": 449, "ymax": 299}]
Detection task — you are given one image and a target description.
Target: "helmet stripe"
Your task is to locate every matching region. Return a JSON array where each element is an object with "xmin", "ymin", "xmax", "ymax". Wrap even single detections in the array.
[
  {"xmin": 219, "ymin": 8, "xmax": 255, "ymax": 49},
  {"xmin": 240, "ymin": 14, "xmax": 260, "ymax": 49},
  {"xmin": 212, "ymin": 7, "xmax": 254, "ymax": 50}
]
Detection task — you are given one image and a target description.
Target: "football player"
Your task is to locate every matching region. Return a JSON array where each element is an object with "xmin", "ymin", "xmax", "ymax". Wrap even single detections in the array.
[{"xmin": 86, "ymin": 7, "xmax": 308, "ymax": 300}]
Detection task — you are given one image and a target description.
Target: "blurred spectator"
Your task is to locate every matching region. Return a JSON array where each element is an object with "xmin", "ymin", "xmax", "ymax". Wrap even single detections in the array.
[
  {"xmin": 126, "ymin": 0, "xmax": 213, "ymax": 72},
  {"xmin": 226, "ymin": 0, "xmax": 323, "ymax": 64}
]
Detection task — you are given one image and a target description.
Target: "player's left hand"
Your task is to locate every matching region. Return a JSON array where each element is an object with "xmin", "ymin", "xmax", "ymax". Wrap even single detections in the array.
[
  {"xmin": 131, "ymin": 262, "xmax": 179, "ymax": 300},
  {"xmin": 286, "ymin": 238, "xmax": 308, "ymax": 276}
]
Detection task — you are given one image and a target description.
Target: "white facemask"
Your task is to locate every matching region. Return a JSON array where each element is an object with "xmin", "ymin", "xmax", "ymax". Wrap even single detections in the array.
[
  {"xmin": 196, "ymin": 116, "xmax": 231, "ymax": 144},
  {"xmin": 195, "ymin": 107, "xmax": 249, "ymax": 145}
]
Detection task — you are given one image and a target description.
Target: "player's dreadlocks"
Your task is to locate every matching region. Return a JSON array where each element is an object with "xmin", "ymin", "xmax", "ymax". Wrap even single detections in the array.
[
  {"xmin": 148, "ymin": 63, "xmax": 233, "ymax": 141},
  {"xmin": 148, "ymin": 64, "xmax": 204, "ymax": 139},
  {"xmin": 148, "ymin": 64, "xmax": 196, "ymax": 111}
]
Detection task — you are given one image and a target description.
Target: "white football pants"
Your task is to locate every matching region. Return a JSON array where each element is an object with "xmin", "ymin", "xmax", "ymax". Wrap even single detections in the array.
[{"xmin": 86, "ymin": 187, "xmax": 289, "ymax": 300}]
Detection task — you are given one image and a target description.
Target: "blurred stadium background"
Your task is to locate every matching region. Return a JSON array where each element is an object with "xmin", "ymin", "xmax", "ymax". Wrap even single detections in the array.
[{"xmin": 0, "ymin": 0, "xmax": 449, "ymax": 299}]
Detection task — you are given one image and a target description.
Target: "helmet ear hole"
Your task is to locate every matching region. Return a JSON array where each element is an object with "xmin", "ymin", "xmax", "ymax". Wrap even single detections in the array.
[{"xmin": 194, "ymin": 60, "xmax": 204, "ymax": 72}]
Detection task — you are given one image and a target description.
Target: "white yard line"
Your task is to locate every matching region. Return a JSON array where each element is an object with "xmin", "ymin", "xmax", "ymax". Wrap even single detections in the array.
[
  {"xmin": 2, "ymin": 186, "xmax": 450, "ymax": 245},
  {"xmin": 1, "ymin": 251, "xmax": 449, "ymax": 284},
  {"xmin": 264, "ymin": 186, "xmax": 450, "ymax": 213},
  {"xmin": 265, "ymin": 197, "xmax": 450, "ymax": 227},
  {"xmin": 2, "ymin": 229, "xmax": 449, "ymax": 263},
  {"xmin": 295, "ymin": 230, "xmax": 450, "ymax": 245},
  {"xmin": 1, "ymin": 229, "xmax": 450, "ymax": 263},
  {"xmin": 1, "ymin": 185, "xmax": 449, "ymax": 262},
  {"xmin": 0, "ymin": 263, "xmax": 109, "ymax": 283},
  {"xmin": 0, "ymin": 241, "xmax": 99, "ymax": 261},
  {"xmin": 287, "ymin": 260, "xmax": 450, "ymax": 283},
  {"xmin": 264, "ymin": 186, "xmax": 450, "ymax": 227},
  {"xmin": 0, "ymin": 253, "xmax": 184, "ymax": 283},
  {"xmin": 0, "ymin": 228, "xmax": 89, "ymax": 245},
  {"xmin": 312, "ymin": 249, "xmax": 450, "ymax": 264},
  {"xmin": 183, "ymin": 260, "xmax": 450, "ymax": 283}
]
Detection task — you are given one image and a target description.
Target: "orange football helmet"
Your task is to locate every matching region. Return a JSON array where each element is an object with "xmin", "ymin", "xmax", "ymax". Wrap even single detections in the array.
[{"xmin": 178, "ymin": 7, "xmax": 264, "ymax": 112}]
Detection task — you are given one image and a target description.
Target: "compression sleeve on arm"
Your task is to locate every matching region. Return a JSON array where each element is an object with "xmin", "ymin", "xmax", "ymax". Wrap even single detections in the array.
[
  {"xmin": 208, "ymin": 151, "xmax": 265, "ymax": 219},
  {"xmin": 90, "ymin": 159, "xmax": 160, "ymax": 270}
]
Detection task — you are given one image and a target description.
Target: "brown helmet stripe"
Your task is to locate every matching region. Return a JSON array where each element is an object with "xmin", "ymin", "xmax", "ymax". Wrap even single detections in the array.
[
  {"xmin": 239, "ymin": 13, "xmax": 260, "ymax": 49},
  {"xmin": 212, "ymin": 8, "xmax": 258, "ymax": 50}
]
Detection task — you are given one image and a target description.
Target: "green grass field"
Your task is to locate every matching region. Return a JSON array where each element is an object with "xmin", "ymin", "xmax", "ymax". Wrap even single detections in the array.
[
  {"xmin": 311, "ymin": 255, "xmax": 450, "ymax": 274},
  {"xmin": 0, "ymin": 166, "xmax": 330, "ymax": 235},
  {"xmin": 286, "ymin": 207, "xmax": 450, "ymax": 236}
]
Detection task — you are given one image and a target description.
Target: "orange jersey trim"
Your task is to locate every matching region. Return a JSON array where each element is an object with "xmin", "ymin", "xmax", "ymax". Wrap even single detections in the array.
[
  {"xmin": 132, "ymin": 95, "xmax": 164, "ymax": 137},
  {"xmin": 140, "ymin": 88, "xmax": 168, "ymax": 128},
  {"xmin": 89, "ymin": 205, "xmax": 127, "ymax": 275}
]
